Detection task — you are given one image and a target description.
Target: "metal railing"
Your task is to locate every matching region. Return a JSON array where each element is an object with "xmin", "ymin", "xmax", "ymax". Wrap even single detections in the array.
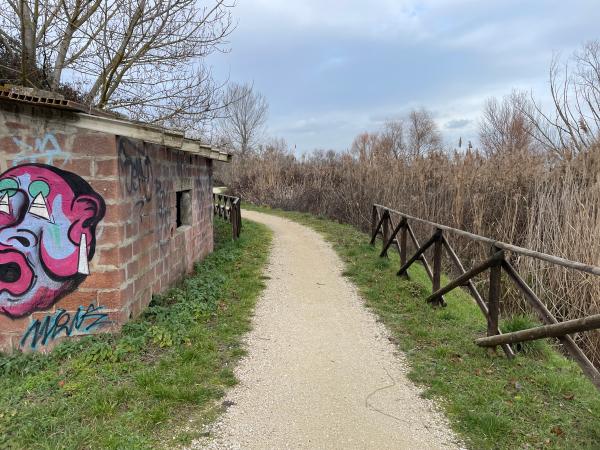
[
  {"xmin": 213, "ymin": 193, "xmax": 241, "ymax": 240},
  {"xmin": 371, "ymin": 203, "xmax": 600, "ymax": 390}
]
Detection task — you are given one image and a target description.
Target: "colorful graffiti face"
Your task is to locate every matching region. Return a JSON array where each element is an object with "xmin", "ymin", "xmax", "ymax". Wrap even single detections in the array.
[{"xmin": 0, "ymin": 164, "xmax": 105, "ymax": 318}]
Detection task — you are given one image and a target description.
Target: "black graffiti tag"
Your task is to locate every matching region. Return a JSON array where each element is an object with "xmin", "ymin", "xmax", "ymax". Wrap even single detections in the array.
[
  {"xmin": 118, "ymin": 138, "xmax": 153, "ymax": 219},
  {"xmin": 155, "ymin": 179, "xmax": 170, "ymax": 244}
]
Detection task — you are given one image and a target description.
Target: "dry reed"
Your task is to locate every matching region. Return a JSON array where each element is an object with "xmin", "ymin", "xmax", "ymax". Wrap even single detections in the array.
[{"xmin": 218, "ymin": 143, "xmax": 600, "ymax": 366}]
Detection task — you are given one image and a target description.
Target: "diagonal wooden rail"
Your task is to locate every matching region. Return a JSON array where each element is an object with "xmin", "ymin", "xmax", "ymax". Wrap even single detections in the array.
[
  {"xmin": 370, "ymin": 204, "xmax": 600, "ymax": 390},
  {"xmin": 213, "ymin": 193, "xmax": 241, "ymax": 240}
]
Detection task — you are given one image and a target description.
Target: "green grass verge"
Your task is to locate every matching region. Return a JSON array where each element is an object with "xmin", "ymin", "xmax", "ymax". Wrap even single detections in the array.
[
  {"xmin": 244, "ymin": 204, "xmax": 600, "ymax": 450},
  {"xmin": 0, "ymin": 218, "xmax": 271, "ymax": 449}
]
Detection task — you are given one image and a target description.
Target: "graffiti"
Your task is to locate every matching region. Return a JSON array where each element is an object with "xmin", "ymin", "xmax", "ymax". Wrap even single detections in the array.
[
  {"xmin": 20, "ymin": 303, "xmax": 109, "ymax": 349},
  {"xmin": 0, "ymin": 163, "xmax": 106, "ymax": 318},
  {"xmin": 175, "ymin": 152, "xmax": 186, "ymax": 177},
  {"xmin": 117, "ymin": 137, "xmax": 174, "ymax": 238},
  {"xmin": 12, "ymin": 132, "xmax": 71, "ymax": 167},
  {"xmin": 118, "ymin": 137, "xmax": 153, "ymax": 219},
  {"xmin": 155, "ymin": 179, "xmax": 170, "ymax": 243}
]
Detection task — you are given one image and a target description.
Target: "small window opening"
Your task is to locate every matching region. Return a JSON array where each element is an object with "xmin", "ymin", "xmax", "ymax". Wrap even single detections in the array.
[{"xmin": 176, "ymin": 190, "xmax": 192, "ymax": 228}]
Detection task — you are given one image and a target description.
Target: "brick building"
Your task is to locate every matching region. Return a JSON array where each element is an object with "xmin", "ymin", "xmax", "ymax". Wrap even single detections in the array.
[{"xmin": 0, "ymin": 89, "xmax": 230, "ymax": 352}]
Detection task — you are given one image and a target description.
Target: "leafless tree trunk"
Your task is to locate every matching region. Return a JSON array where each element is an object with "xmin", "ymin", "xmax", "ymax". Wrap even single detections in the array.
[
  {"xmin": 349, "ymin": 109, "xmax": 441, "ymax": 163},
  {"xmin": 407, "ymin": 108, "xmax": 442, "ymax": 158},
  {"xmin": 523, "ymin": 40, "xmax": 600, "ymax": 159},
  {"xmin": 219, "ymin": 82, "xmax": 269, "ymax": 156},
  {"xmin": 479, "ymin": 91, "xmax": 537, "ymax": 156},
  {"xmin": 380, "ymin": 120, "xmax": 407, "ymax": 159},
  {"xmin": 0, "ymin": 0, "xmax": 235, "ymax": 132}
]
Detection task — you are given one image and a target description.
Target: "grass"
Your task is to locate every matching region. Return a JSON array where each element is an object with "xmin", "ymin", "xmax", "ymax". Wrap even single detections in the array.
[
  {"xmin": 244, "ymin": 204, "xmax": 600, "ymax": 450},
  {"xmin": 0, "ymin": 218, "xmax": 271, "ymax": 449}
]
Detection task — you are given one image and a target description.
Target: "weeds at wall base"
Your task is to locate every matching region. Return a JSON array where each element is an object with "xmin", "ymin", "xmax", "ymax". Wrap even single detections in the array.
[{"xmin": 0, "ymin": 218, "xmax": 271, "ymax": 449}]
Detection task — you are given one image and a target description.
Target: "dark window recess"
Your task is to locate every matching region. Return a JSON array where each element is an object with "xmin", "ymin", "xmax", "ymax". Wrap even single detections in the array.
[{"xmin": 176, "ymin": 190, "xmax": 192, "ymax": 228}]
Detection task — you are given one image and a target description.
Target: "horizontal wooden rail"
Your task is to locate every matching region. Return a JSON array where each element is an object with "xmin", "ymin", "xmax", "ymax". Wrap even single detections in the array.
[
  {"xmin": 476, "ymin": 314, "xmax": 600, "ymax": 347},
  {"xmin": 397, "ymin": 230, "xmax": 441, "ymax": 277},
  {"xmin": 374, "ymin": 204, "xmax": 600, "ymax": 276},
  {"xmin": 426, "ymin": 250, "xmax": 504, "ymax": 303},
  {"xmin": 370, "ymin": 203, "xmax": 600, "ymax": 390},
  {"xmin": 213, "ymin": 193, "xmax": 241, "ymax": 240}
]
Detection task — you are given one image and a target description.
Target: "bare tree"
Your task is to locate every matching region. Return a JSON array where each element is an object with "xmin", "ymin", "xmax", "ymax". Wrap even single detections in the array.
[
  {"xmin": 523, "ymin": 41, "xmax": 600, "ymax": 159},
  {"xmin": 219, "ymin": 82, "xmax": 268, "ymax": 155},
  {"xmin": 407, "ymin": 108, "xmax": 442, "ymax": 157},
  {"xmin": 350, "ymin": 132, "xmax": 379, "ymax": 163},
  {"xmin": 479, "ymin": 91, "xmax": 537, "ymax": 156},
  {"xmin": 350, "ymin": 109, "xmax": 441, "ymax": 163},
  {"xmin": 379, "ymin": 119, "xmax": 407, "ymax": 159},
  {"xmin": 0, "ymin": 0, "xmax": 234, "ymax": 130}
]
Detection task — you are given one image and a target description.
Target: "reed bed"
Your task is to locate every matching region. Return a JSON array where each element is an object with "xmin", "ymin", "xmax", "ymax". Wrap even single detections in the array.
[{"xmin": 219, "ymin": 143, "xmax": 600, "ymax": 366}]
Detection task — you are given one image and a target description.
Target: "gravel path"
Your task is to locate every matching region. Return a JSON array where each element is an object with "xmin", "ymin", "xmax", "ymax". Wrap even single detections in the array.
[{"xmin": 191, "ymin": 210, "xmax": 463, "ymax": 450}]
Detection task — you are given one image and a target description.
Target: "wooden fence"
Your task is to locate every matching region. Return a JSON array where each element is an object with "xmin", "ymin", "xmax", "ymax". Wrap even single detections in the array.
[
  {"xmin": 370, "ymin": 203, "xmax": 600, "ymax": 390},
  {"xmin": 213, "ymin": 193, "xmax": 241, "ymax": 240}
]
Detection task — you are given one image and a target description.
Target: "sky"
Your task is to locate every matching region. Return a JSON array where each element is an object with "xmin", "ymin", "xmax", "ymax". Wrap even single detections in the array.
[{"xmin": 209, "ymin": 0, "xmax": 600, "ymax": 154}]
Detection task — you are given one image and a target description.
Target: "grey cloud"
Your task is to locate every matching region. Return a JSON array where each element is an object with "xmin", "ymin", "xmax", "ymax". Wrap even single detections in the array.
[
  {"xmin": 277, "ymin": 117, "xmax": 349, "ymax": 135},
  {"xmin": 445, "ymin": 119, "xmax": 472, "ymax": 129},
  {"xmin": 210, "ymin": 0, "xmax": 600, "ymax": 152}
]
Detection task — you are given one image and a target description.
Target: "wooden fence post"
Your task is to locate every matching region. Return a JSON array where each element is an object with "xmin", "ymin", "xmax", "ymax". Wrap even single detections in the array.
[
  {"xmin": 236, "ymin": 197, "xmax": 242, "ymax": 233},
  {"xmin": 432, "ymin": 229, "xmax": 443, "ymax": 306},
  {"xmin": 371, "ymin": 205, "xmax": 378, "ymax": 245},
  {"xmin": 213, "ymin": 193, "xmax": 242, "ymax": 240},
  {"xmin": 231, "ymin": 200, "xmax": 239, "ymax": 240},
  {"xmin": 487, "ymin": 246, "xmax": 503, "ymax": 342},
  {"xmin": 382, "ymin": 211, "xmax": 390, "ymax": 254},
  {"xmin": 400, "ymin": 221, "xmax": 408, "ymax": 278}
]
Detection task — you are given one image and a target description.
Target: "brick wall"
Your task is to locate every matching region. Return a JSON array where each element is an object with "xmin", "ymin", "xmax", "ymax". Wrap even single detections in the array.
[
  {"xmin": 0, "ymin": 101, "xmax": 214, "ymax": 352},
  {"xmin": 115, "ymin": 137, "xmax": 214, "ymax": 322}
]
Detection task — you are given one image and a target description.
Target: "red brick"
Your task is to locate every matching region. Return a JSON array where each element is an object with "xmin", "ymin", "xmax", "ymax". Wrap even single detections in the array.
[
  {"xmin": 102, "ymin": 203, "xmax": 129, "ymax": 224},
  {"xmin": 98, "ymin": 224, "xmax": 124, "ymax": 242},
  {"xmin": 119, "ymin": 243, "xmax": 133, "ymax": 262},
  {"xmin": 126, "ymin": 259, "xmax": 139, "ymax": 278},
  {"xmin": 141, "ymin": 233, "xmax": 155, "ymax": 250},
  {"xmin": 0, "ymin": 334, "xmax": 17, "ymax": 352},
  {"xmin": 97, "ymin": 289, "xmax": 123, "ymax": 309},
  {"xmin": 129, "ymin": 298, "xmax": 142, "ymax": 318},
  {"xmin": 54, "ymin": 290, "xmax": 98, "ymax": 311},
  {"xmin": 82, "ymin": 269, "xmax": 125, "ymax": 289},
  {"xmin": 5, "ymin": 121, "xmax": 30, "ymax": 130},
  {"xmin": 151, "ymin": 279, "xmax": 161, "ymax": 294},
  {"xmin": 138, "ymin": 249, "xmax": 151, "ymax": 268},
  {"xmin": 0, "ymin": 314, "xmax": 28, "ymax": 333},
  {"xmin": 123, "ymin": 222, "xmax": 136, "ymax": 240},
  {"xmin": 97, "ymin": 246, "xmax": 120, "ymax": 266},
  {"xmin": 52, "ymin": 157, "xmax": 93, "ymax": 177},
  {"xmin": 72, "ymin": 132, "xmax": 116, "ymax": 156},
  {"xmin": 105, "ymin": 310, "xmax": 126, "ymax": 327},
  {"xmin": 119, "ymin": 282, "xmax": 134, "ymax": 304},
  {"xmin": 94, "ymin": 158, "xmax": 118, "ymax": 177},
  {"xmin": 0, "ymin": 136, "xmax": 21, "ymax": 154},
  {"xmin": 89, "ymin": 179, "xmax": 120, "ymax": 201}
]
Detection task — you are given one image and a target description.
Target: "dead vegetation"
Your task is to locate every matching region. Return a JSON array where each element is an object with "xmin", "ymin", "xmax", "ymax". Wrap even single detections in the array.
[{"xmin": 220, "ymin": 41, "xmax": 600, "ymax": 367}]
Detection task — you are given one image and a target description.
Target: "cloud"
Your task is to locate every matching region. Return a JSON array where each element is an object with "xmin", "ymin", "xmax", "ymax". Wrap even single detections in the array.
[
  {"xmin": 445, "ymin": 119, "xmax": 472, "ymax": 129},
  {"xmin": 279, "ymin": 116, "xmax": 348, "ymax": 135},
  {"xmin": 235, "ymin": 0, "xmax": 431, "ymax": 41},
  {"xmin": 210, "ymin": 0, "xmax": 600, "ymax": 152}
]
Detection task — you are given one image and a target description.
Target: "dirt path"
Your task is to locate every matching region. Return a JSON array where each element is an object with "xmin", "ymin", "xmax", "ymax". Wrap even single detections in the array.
[{"xmin": 192, "ymin": 210, "xmax": 462, "ymax": 450}]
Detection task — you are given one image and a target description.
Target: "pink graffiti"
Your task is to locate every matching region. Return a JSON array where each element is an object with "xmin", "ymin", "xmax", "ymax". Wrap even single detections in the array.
[{"xmin": 0, "ymin": 164, "xmax": 105, "ymax": 318}]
